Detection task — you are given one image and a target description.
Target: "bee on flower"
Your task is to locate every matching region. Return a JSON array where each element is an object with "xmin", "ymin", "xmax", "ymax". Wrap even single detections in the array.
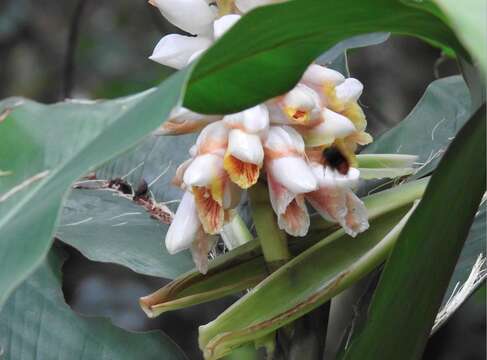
[{"xmin": 148, "ymin": 0, "xmax": 373, "ymax": 273}]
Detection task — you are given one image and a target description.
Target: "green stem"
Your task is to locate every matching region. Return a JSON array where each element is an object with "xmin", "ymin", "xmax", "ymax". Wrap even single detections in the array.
[{"xmin": 248, "ymin": 181, "xmax": 290, "ymax": 272}]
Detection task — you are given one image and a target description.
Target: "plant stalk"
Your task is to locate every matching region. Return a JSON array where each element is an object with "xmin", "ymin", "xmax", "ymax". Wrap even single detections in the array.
[{"xmin": 248, "ymin": 181, "xmax": 290, "ymax": 273}]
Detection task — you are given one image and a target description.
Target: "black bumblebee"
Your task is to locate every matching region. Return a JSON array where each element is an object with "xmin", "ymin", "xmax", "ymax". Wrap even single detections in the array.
[{"xmin": 322, "ymin": 146, "xmax": 350, "ymax": 175}]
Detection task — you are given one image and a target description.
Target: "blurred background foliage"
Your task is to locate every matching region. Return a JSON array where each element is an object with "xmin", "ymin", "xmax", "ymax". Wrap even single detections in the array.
[{"xmin": 0, "ymin": 0, "xmax": 484, "ymax": 359}]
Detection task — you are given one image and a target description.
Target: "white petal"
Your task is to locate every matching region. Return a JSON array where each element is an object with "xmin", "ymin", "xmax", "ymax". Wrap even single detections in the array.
[
  {"xmin": 213, "ymin": 14, "xmax": 241, "ymax": 39},
  {"xmin": 283, "ymin": 84, "xmax": 321, "ymax": 111},
  {"xmin": 196, "ymin": 121, "xmax": 229, "ymax": 155},
  {"xmin": 267, "ymin": 172, "xmax": 295, "ymax": 215},
  {"xmin": 321, "ymin": 108, "xmax": 356, "ymax": 137},
  {"xmin": 269, "ymin": 157, "xmax": 317, "ymax": 193},
  {"xmin": 149, "ymin": 34, "xmax": 211, "ymax": 69},
  {"xmin": 265, "ymin": 125, "xmax": 305, "ymax": 155},
  {"xmin": 183, "ymin": 153, "xmax": 223, "ymax": 186},
  {"xmin": 344, "ymin": 191, "xmax": 369, "ymax": 237},
  {"xmin": 165, "ymin": 192, "xmax": 200, "ymax": 254},
  {"xmin": 150, "ymin": 0, "xmax": 216, "ymax": 35},
  {"xmin": 320, "ymin": 167, "xmax": 360, "ymax": 188},
  {"xmin": 235, "ymin": 0, "xmax": 274, "ymax": 12},
  {"xmin": 223, "ymin": 105, "xmax": 269, "ymax": 134},
  {"xmin": 227, "ymin": 129, "xmax": 264, "ymax": 165},
  {"xmin": 302, "ymin": 64, "xmax": 345, "ymax": 87},
  {"xmin": 335, "ymin": 78, "xmax": 363, "ymax": 104}
]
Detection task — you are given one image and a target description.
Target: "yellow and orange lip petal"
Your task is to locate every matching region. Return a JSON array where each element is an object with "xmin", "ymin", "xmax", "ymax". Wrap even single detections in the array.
[
  {"xmin": 192, "ymin": 186, "xmax": 224, "ymax": 235},
  {"xmin": 223, "ymin": 153, "xmax": 260, "ymax": 189},
  {"xmin": 284, "ymin": 107, "xmax": 310, "ymax": 124}
]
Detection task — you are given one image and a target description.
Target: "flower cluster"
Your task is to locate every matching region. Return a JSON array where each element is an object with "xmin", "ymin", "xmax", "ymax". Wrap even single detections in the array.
[{"xmin": 149, "ymin": 0, "xmax": 373, "ymax": 273}]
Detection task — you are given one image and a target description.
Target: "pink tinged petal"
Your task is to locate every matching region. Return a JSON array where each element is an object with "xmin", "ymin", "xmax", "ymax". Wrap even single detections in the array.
[
  {"xmin": 196, "ymin": 121, "xmax": 229, "ymax": 155},
  {"xmin": 149, "ymin": 0, "xmax": 216, "ymax": 35},
  {"xmin": 265, "ymin": 125, "xmax": 306, "ymax": 155},
  {"xmin": 227, "ymin": 129, "xmax": 264, "ymax": 165},
  {"xmin": 335, "ymin": 78, "xmax": 364, "ymax": 105},
  {"xmin": 155, "ymin": 106, "xmax": 221, "ymax": 135},
  {"xmin": 267, "ymin": 173, "xmax": 309, "ymax": 236},
  {"xmin": 149, "ymin": 34, "xmax": 211, "ymax": 69},
  {"xmin": 213, "ymin": 14, "xmax": 241, "ymax": 39},
  {"xmin": 190, "ymin": 229, "xmax": 218, "ymax": 274},
  {"xmin": 165, "ymin": 191, "xmax": 200, "ymax": 254},
  {"xmin": 306, "ymin": 186, "xmax": 348, "ymax": 224},
  {"xmin": 344, "ymin": 191, "xmax": 369, "ymax": 237},
  {"xmin": 267, "ymin": 172, "xmax": 295, "ymax": 216},
  {"xmin": 269, "ymin": 156, "xmax": 318, "ymax": 194},
  {"xmin": 278, "ymin": 195, "xmax": 310, "ymax": 237},
  {"xmin": 302, "ymin": 64, "xmax": 345, "ymax": 88},
  {"xmin": 183, "ymin": 153, "xmax": 223, "ymax": 187},
  {"xmin": 172, "ymin": 158, "xmax": 193, "ymax": 188},
  {"xmin": 223, "ymin": 105, "xmax": 269, "ymax": 134}
]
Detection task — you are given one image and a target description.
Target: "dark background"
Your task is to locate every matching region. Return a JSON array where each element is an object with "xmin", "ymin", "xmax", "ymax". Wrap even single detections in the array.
[{"xmin": 1, "ymin": 0, "xmax": 485, "ymax": 359}]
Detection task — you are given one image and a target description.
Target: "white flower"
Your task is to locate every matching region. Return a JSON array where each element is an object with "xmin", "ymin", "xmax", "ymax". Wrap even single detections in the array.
[
  {"xmin": 296, "ymin": 108, "xmax": 357, "ymax": 147},
  {"xmin": 306, "ymin": 165, "xmax": 369, "ymax": 237},
  {"xmin": 149, "ymin": 0, "xmax": 216, "ymax": 35},
  {"xmin": 165, "ymin": 191, "xmax": 201, "ymax": 254},
  {"xmin": 149, "ymin": 34, "xmax": 212, "ymax": 69}
]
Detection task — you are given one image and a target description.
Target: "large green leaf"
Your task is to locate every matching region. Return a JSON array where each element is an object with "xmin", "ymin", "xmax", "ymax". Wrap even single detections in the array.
[
  {"xmin": 0, "ymin": 249, "xmax": 187, "ymax": 360},
  {"xmin": 184, "ymin": 0, "xmax": 466, "ymax": 113},
  {"xmin": 363, "ymin": 76, "xmax": 471, "ymax": 176},
  {"xmin": 0, "ymin": 69, "xmax": 191, "ymax": 309},
  {"xmin": 198, "ymin": 206, "xmax": 416, "ymax": 359},
  {"xmin": 433, "ymin": 0, "xmax": 487, "ymax": 74},
  {"xmin": 339, "ymin": 105, "xmax": 486, "ymax": 360},
  {"xmin": 58, "ymin": 189, "xmax": 193, "ymax": 279},
  {"xmin": 360, "ymin": 75, "xmax": 484, "ymax": 326}
]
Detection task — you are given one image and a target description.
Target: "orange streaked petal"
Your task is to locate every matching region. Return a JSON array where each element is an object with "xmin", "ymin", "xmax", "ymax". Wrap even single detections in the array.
[
  {"xmin": 192, "ymin": 186, "xmax": 225, "ymax": 234},
  {"xmin": 223, "ymin": 153, "xmax": 260, "ymax": 189}
]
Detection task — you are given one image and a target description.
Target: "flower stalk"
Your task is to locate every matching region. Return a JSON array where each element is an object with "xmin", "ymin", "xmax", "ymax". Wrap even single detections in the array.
[{"xmin": 249, "ymin": 181, "xmax": 290, "ymax": 272}]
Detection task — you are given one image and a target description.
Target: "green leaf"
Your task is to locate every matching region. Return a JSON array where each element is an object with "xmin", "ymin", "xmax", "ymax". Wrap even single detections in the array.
[
  {"xmin": 339, "ymin": 105, "xmax": 486, "ymax": 360},
  {"xmin": 0, "ymin": 68, "xmax": 192, "ymax": 309},
  {"xmin": 0, "ymin": 249, "xmax": 187, "ymax": 360},
  {"xmin": 198, "ymin": 206, "xmax": 417, "ymax": 359},
  {"xmin": 317, "ymin": 33, "xmax": 390, "ymax": 66},
  {"xmin": 433, "ymin": 0, "xmax": 487, "ymax": 74},
  {"xmin": 58, "ymin": 189, "xmax": 193, "ymax": 279},
  {"xmin": 356, "ymin": 154, "xmax": 417, "ymax": 179},
  {"xmin": 140, "ymin": 179, "xmax": 428, "ymax": 317},
  {"xmin": 363, "ymin": 76, "xmax": 471, "ymax": 176},
  {"xmin": 184, "ymin": 0, "xmax": 466, "ymax": 113}
]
